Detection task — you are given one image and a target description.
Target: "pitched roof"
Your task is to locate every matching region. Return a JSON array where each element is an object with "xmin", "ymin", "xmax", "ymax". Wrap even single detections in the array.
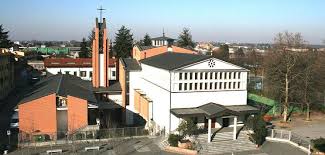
[
  {"xmin": 137, "ymin": 45, "xmax": 156, "ymax": 51},
  {"xmin": 19, "ymin": 74, "xmax": 97, "ymax": 104},
  {"xmin": 140, "ymin": 52, "xmax": 211, "ymax": 70},
  {"xmin": 44, "ymin": 58, "xmax": 116, "ymax": 68},
  {"xmin": 121, "ymin": 58, "xmax": 142, "ymax": 71}
]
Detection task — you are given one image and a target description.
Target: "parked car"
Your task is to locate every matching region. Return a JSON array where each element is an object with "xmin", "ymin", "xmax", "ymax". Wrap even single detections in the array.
[{"xmin": 10, "ymin": 112, "xmax": 19, "ymax": 129}]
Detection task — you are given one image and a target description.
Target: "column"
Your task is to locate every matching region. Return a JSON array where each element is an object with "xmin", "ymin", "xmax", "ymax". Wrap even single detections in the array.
[
  {"xmin": 233, "ymin": 116, "xmax": 237, "ymax": 140},
  {"xmin": 208, "ymin": 118, "xmax": 211, "ymax": 143}
]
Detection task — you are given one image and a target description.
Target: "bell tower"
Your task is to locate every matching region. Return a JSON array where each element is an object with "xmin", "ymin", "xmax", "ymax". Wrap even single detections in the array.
[{"xmin": 92, "ymin": 16, "xmax": 110, "ymax": 88}]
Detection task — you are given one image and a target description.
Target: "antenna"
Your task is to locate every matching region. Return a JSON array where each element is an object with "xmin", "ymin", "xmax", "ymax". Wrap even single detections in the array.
[{"xmin": 97, "ymin": 5, "xmax": 106, "ymax": 23}]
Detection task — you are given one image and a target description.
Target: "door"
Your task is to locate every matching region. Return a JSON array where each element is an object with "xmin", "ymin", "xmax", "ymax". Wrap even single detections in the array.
[{"xmin": 222, "ymin": 118, "xmax": 230, "ymax": 127}]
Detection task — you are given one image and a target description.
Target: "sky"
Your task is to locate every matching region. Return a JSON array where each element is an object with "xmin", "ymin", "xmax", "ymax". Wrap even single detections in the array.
[{"xmin": 1, "ymin": 0, "xmax": 325, "ymax": 44}]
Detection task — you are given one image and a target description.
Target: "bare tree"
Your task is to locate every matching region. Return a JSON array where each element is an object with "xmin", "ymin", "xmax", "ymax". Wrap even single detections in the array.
[{"xmin": 264, "ymin": 31, "xmax": 305, "ymax": 122}]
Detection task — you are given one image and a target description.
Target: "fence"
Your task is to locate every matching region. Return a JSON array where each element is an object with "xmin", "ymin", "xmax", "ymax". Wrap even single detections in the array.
[
  {"xmin": 266, "ymin": 129, "xmax": 311, "ymax": 155},
  {"xmin": 18, "ymin": 126, "xmax": 149, "ymax": 147}
]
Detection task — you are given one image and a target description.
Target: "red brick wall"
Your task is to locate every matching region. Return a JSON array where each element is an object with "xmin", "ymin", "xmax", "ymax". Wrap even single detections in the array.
[
  {"xmin": 18, "ymin": 94, "xmax": 57, "ymax": 134},
  {"xmin": 67, "ymin": 96, "xmax": 88, "ymax": 132}
]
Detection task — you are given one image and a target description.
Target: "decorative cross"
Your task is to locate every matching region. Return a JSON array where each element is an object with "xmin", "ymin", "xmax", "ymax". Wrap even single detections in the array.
[{"xmin": 97, "ymin": 6, "xmax": 106, "ymax": 22}]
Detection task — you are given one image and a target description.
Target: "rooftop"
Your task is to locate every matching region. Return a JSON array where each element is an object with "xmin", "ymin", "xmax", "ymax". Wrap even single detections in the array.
[{"xmin": 121, "ymin": 58, "xmax": 142, "ymax": 71}]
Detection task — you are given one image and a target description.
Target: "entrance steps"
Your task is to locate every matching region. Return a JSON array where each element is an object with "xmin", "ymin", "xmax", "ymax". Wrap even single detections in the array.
[{"xmin": 197, "ymin": 131, "xmax": 257, "ymax": 154}]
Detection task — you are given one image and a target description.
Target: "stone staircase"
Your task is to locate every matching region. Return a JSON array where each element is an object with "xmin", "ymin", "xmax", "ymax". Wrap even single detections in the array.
[{"xmin": 197, "ymin": 131, "xmax": 257, "ymax": 154}]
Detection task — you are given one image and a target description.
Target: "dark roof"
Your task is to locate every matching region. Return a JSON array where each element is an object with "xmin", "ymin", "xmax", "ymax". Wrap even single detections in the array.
[
  {"xmin": 121, "ymin": 58, "xmax": 142, "ymax": 71},
  {"xmin": 140, "ymin": 52, "xmax": 211, "ymax": 70},
  {"xmin": 151, "ymin": 36, "xmax": 175, "ymax": 41},
  {"xmin": 171, "ymin": 103, "xmax": 259, "ymax": 118},
  {"xmin": 93, "ymin": 82, "xmax": 122, "ymax": 93},
  {"xmin": 19, "ymin": 74, "xmax": 97, "ymax": 104},
  {"xmin": 137, "ymin": 45, "xmax": 156, "ymax": 51}
]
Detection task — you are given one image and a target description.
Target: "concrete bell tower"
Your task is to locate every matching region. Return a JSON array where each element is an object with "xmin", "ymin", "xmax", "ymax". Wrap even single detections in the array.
[{"xmin": 92, "ymin": 17, "xmax": 110, "ymax": 88}]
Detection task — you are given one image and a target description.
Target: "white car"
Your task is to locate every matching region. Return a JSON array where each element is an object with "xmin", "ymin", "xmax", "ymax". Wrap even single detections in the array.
[{"xmin": 10, "ymin": 112, "xmax": 19, "ymax": 129}]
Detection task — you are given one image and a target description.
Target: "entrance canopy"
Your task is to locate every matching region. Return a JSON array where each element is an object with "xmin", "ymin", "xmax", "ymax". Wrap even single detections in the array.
[{"xmin": 170, "ymin": 102, "xmax": 259, "ymax": 119}]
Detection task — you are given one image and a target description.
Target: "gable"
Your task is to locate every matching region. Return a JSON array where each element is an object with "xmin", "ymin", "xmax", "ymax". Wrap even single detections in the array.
[{"xmin": 179, "ymin": 58, "xmax": 248, "ymax": 71}]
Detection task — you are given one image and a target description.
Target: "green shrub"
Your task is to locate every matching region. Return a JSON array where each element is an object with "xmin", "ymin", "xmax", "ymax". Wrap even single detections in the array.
[
  {"xmin": 312, "ymin": 137, "xmax": 325, "ymax": 152},
  {"xmin": 168, "ymin": 134, "xmax": 182, "ymax": 147},
  {"xmin": 177, "ymin": 118, "xmax": 198, "ymax": 137},
  {"xmin": 246, "ymin": 115, "xmax": 267, "ymax": 146}
]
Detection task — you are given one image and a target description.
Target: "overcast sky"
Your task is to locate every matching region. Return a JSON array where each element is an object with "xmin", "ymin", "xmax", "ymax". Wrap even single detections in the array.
[{"xmin": 1, "ymin": 0, "xmax": 325, "ymax": 44}]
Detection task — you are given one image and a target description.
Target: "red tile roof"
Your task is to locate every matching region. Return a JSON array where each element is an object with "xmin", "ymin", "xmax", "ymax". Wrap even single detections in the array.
[{"xmin": 44, "ymin": 58, "xmax": 116, "ymax": 68}]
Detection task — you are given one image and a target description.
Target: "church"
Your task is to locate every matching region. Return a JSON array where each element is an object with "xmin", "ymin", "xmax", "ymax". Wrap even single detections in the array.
[{"xmin": 19, "ymin": 15, "xmax": 258, "ymax": 143}]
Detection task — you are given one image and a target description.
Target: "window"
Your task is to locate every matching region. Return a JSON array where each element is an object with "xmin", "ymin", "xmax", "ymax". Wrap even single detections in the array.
[
  {"xmin": 179, "ymin": 83, "xmax": 182, "ymax": 91},
  {"xmin": 225, "ymin": 72, "xmax": 228, "ymax": 79},
  {"xmin": 219, "ymin": 82, "xmax": 222, "ymax": 89},
  {"xmin": 238, "ymin": 72, "xmax": 241, "ymax": 79},
  {"xmin": 215, "ymin": 72, "xmax": 218, "ymax": 79},
  {"xmin": 191, "ymin": 117, "xmax": 198, "ymax": 124},
  {"xmin": 228, "ymin": 82, "xmax": 231, "ymax": 89},
  {"xmin": 184, "ymin": 83, "xmax": 188, "ymax": 90},
  {"xmin": 112, "ymin": 71, "xmax": 116, "ymax": 76},
  {"xmin": 238, "ymin": 82, "xmax": 241, "ymax": 89},
  {"xmin": 224, "ymin": 82, "xmax": 227, "ymax": 89},
  {"xmin": 233, "ymin": 82, "xmax": 236, "ymax": 89},
  {"xmin": 194, "ymin": 83, "xmax": 198, "ymax": 90},
  {"xmin": 65, "ymin": 71, "xmax": 69, "ymax": 74},
  {"xmin": 190, "ymin": 73, "xmax": 193, "ymax": 80},
  {"xmin": 200, "ymin": 72, "xmax": 203, "ymax": 80},
  {"xmin": 90, "ymin": 71, "xmax": 92, "ymax": 78},
  {"xmin": 229, "ymin": 72, "xmax": 232, "ymax": 79},
  {"xmin": 194, "ymin": 73, "xmax": 198, "ymax": 79},
  {"xmin": 220, "ymin": 72, "xmax": 223, "ymax": 79},
  {"xmin": 205, "ymin": 83, "xmax": 208, "ymax": 89},
  {"xmin": 210, "ymin": 72, "xmax": 213, "ymax": 79},
  {"xmin": 210, "ymin": 82, "xmax": 213, "ymax": 89},
  {"xmin": 179, "ymin": 73, "xmax": 183, "ymax": 80},
  {"xmin": 200, "ymin": 83, "xmax": 203, "ymax": 90},
  {"xmin": 184, "ymin": 73, "xmax": 188, "ymax": 80},
  {"xmin": 80, "ymin": 71, "xmax": 86, "ymax": 77},
  {"xmin": 205, "ymin": 72, "xmax": 208, "ymax": 80},
  {"xmin": 233, "ymin": 72, "xmax": 236, "ymax": 79},
  {"xmin": 73, "ymin": 71, "xmax": 77, "ymax": 76},
  {"xmin": 189, "ymin": 83, "xmax": 193, "ymax": 90}
]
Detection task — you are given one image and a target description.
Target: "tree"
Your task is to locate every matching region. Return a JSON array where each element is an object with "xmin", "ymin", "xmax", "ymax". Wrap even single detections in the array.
[
  {"xmin": 246, "ymin": 115, "xmax": 267, "ymax": 146},
  {"xmin": 113, "ymin": 26, "xmax": 134, "ymax": 58},
  {"xmin": 264, "ymin": 31, "xmax": 305, "ymax": 122},
  {"xmin": 212, "ymin": 44, "xmax": 229, "ymax": 62},
  {"xmin": 247, "ymin": 49, "xmax": 263, "ymax": 77},
  {"xmin": 0, "ymin": 25, "xmax": 12, "ymax": 48},
  {"xmin": 87, "ymin": 30, "xmax": 95, "ymax": 53},
  {"xmin": 177, "ymin": 118, "xmax": 198, "ymax": 137},
  {"xmin": 79, "ymin": 38, "xmax": 89, "ymax": 58},
  {"xmin": 142, "ymin": 33, "xmax": 152, "ymax": 46},
  {"xmin": 233, "ymin": 47, "xmax": 245, "ymax": 66},
  {"xmin": 177, "ymin": 28, "xmax": 195, "ymax": 48}
]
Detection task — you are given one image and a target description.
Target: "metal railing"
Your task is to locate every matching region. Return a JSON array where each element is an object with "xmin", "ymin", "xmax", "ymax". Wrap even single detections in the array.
[
  {"xmin": 267, "ymin": 129, "xmax": 311, "ymax": 155},
  {"xmin": 18, "ymin": 126, "xmax": 149, "ymax": 146}
]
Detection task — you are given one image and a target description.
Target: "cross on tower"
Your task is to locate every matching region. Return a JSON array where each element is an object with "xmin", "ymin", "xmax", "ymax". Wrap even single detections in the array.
[{"xmin": 97, "ymin": 6, "xmax": 106, "ymax": 23}]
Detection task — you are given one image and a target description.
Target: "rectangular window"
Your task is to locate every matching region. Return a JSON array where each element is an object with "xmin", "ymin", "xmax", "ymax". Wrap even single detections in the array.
[
  {"xmin": 238, "ymin": 82, "xmax": 241, "ymax": 89},
  {"xmin": 65, "ymin": 71, "xmax": 69, "ymax": 74},
  {"xmin": 219, "ymin": 82, "xmax": 222, "ymax": 89},
  {"xmin": 228, "ymin": 82, "xmax": 231, "ymax": 89},
  {"xmin": 215, "ymin": 72, "xmax": 218, "ymax": 79},
  {"xmin": 233, "ymin": 82, "xmax": 236, "ymax": 89},
  {"xmin": 238, "ymin": 72, "xmax": 241, "ymax": 79},
  {"xmin": 220, "ymin": 72, "xmax": 223, "ymax": 79},
  {"xmin": 215, "ymin": 82, "xmax": 218, "ymax": 89},
  {"xmin": 194, "ymin": 73, "xmax": 198, "ymax": 80},
  {"xmin": 200, "ymin": 72, "xmax": 203, "ymax": 80},
  {"xmin": 233, "ymin": 72, "xmax": 236, "ymax": 79},
  {"xmin": 112, "ymin": 71, "xmax": 116, "ymax": 76},
  {"xmin": 73, "ymin": 71, "xmax": 77, "ymax": 76},
  {"xmin": 200, "ymin": 83, "xmax": 203, "ymax": 90},
  {"xmin": 210, "ymin": 72, "xmax": 213, "ymax": 79},
  {"xmin": 209, "ymin": 82, "xmax": 213, "ymax": 89},
  {"xmin": 205, "ymin": 72, "xmax": 208, "ymax": 80},
  {"xmin": 229, "ymin": 72, "xmax": 232, "ymax": 79},
  {"xmin": 184, "ymin": 83, "xmax": 188, "ymax": 90},
  {"xmin": 189, "ymin": 83, "xmax": 193, "ymax": 90},
  {"xmin": 224, "ymin": 82, "xmax": 227, "ymax": 89},
  {"xmin": 225, "ymin": 72, "xmax": 228, "ymax": 79},
  {"xmin": 190, "ymin": 73, "xmax": 193, "ymax": 80},
  {"xmin": 80, "ymin": 71, "xmax": 86, "ymax": 77},
  {"xmin": 179, "ymin": 83, "xmax": 182, "ymax": 91},
  {"xmin": 205, "ymin": 83, "xmax": 208, "ymax": 89},
  {"xmin": 90, "ymin": 71, "xmax": 92, "ymax": 78},
  {"xmin": 194, "ymin": 83, "xmax": 198, "ymax": 90},
  {"xmin": 184, "ymin": 73, "xmax": 188, "ymax": 80},
  {"xmin": 179, "ymin": 73, "xmax": 182, "ymax": 80}
]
